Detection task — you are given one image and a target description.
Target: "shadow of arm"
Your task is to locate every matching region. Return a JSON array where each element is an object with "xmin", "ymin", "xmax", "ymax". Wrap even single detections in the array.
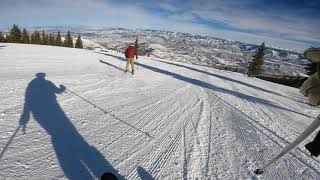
[
  {"xmin": 19, "ymin": 95, "xmax": 31, "ymax": 134},
  {"xmin": 52, "ymin": 82, "xmax": 66, "ymax": 94}
]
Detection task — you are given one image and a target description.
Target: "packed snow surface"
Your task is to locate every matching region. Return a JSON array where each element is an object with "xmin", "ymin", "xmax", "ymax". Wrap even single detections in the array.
[{"xmin": 0, "ymin": 43, "xmax": 319, "ymax": 179}]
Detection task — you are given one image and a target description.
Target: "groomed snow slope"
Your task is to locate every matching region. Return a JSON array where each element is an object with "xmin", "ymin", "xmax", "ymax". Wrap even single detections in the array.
[{"xmin": 0, "ymin": 43, "xmax": 319, "ymax": 180}]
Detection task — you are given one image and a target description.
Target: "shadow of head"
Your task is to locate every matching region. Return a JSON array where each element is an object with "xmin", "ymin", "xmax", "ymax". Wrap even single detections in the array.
[
  {"xmin": 100, "ymin": 172, "xmax": 118, "ymax": 180},
  {"xmin": 36, "ymin": 72, "xmax": 46, "ymax": 79}
]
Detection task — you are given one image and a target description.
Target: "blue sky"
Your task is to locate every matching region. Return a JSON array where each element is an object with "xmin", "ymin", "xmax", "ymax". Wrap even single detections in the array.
[{"xmin": 0, "ymin": 0, "xmax": 319, "ymax": 51}]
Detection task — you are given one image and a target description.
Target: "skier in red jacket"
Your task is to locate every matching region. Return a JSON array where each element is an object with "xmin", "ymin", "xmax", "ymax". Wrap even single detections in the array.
[{"xmin": 124, "ymin": 44, "xmax": 137, "ymax": 74}]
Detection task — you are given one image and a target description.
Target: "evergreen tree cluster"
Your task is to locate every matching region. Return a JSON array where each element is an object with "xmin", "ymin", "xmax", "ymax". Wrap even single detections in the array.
[
  {"xmin": 1, "ymin": 24, "xmax": 83, "ymax": 49},
  {"xmin": 247, "ymin": 42, "xmax": 266, "ymax": 76}
]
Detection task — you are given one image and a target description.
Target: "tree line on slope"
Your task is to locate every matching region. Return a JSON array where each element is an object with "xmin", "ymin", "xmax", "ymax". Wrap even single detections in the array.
[{"xmin": 0, "ymin": 24, "xmax": 83, "ymax": 49}]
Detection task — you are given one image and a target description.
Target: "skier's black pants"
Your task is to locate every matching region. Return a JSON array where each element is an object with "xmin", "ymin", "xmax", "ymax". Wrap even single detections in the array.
[{"xmin": 305, "ymin": 130, "xmax": 320, "ymax": 157}]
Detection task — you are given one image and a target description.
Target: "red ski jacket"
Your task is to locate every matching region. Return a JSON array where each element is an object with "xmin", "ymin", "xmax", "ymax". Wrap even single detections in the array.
[{"xmin": 125, "ymin": 46, "xmax": 137, "ymax": 59}]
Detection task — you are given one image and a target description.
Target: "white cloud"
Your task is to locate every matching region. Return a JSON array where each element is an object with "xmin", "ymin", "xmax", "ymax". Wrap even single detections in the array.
[
  {"xmin": 0, "ymin": 0, "xmax": 318, "ymax": 51},
  {"xmin": 185, "ymin": 1, "xmax": 320, "ymax": 43}
]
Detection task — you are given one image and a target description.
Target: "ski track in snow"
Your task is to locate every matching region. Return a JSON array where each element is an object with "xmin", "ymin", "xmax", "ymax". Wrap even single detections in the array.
[{"xmin": 0, "ymin": 43, "xmax": 319, "ymax": 180}]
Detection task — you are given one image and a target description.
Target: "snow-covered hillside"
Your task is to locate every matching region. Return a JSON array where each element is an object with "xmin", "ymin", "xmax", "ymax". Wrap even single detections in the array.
[
  {"xmin": 22, "ymin": 26, "xmax": 309, "ymax": 77},
  {"xmin": 79, "ymin": 28, "xmax": 308, "ymax": 77},
  {"xmin": 0, "ymin": 43, "xmax": 319, "ymax": 179}
]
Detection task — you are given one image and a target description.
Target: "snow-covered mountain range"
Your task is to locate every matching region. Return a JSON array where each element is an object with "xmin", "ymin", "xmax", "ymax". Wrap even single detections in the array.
[
  {"xmin": 72, "ymin": 26, "xmax": 309, "ymax": 77},
  {"xmin": 4, "ymin": 25, "xmax": 310, "ymax": 77}
]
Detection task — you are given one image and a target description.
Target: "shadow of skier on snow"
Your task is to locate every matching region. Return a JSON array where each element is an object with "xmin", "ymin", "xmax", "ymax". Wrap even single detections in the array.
[
  {"xmin": 155, "ymin": 60, "xmax": 302, "ymax": 102},
  {"xmin": 102, "ymin": 54, "xmax": 127, "ymax": 61},
  {"xmin": 99, "ymin": 59, "xmax": 124, "ymax": 71},
  {"xmin": 104, "ymin": 54, "xmax": 314, "ymax": 119},
  {"xmin": 19, "ymin": 73, "xmax": 122, "ymax": 180}
]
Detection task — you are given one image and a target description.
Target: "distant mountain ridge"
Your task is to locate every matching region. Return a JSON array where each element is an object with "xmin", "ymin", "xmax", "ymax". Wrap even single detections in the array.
[
  {"xmin": 8, "ymin": 26, "xmax": 310, "ymax": 77},
  {"xmin": 82, "ymin": 27, "xmax": 308, "ymax": 77}
]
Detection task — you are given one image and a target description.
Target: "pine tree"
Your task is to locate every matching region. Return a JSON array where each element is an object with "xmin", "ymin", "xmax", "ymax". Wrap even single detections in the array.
[
  {"xmin": 41, "ymin": 30, "xmax": 47, "ymax": 45},
  {"xmin": 305, "ymin": 62, "xmax": 317, "ymax": 76},
  {"xmin": 8, "ymin": 24, "xmax": 22, "ymax": 43},
  {"xmin": 75, "ymin": 35, "xmax": 83, "ymax": 49},
  {"xmin": 55, "ymin": 31, "xmax": 62, "ymax": 46},
  {"xmin": 35, "ymin": 31, "xmax": 42, "ymax": 44},
  {"xmin": 48, "ymin": 34, "xmax": 53, "ymax": 45},
  {"xmin": 0, "ymin": 31, "xmax": 5, "ymax": 42},
  {"xmin": 30, "ymin": 32, "xmax": 36, "ymax": 44},
  {"xmin": 22, "ymin": 29, "xmax": 30, "ymax": 44},
  {"xmin": 48, "ymin": 33, "xmax": 55, "ymax": 46},
  {"xmin": 247, "ymin": 42, "xmax": 265, "ymax": 76},
  {"xmin": 32, "ymin": 31, "xmax": 37, "ymax": 44},
  {"xmin": 64, "ymin": 30, "xmax": 73, "ymax": 48},
  {"xmin": 45, "ymin": 34, "xmax": 51, "ymax": 46},
  {"xmin": 134, "ymin": 37, "xmax": 139, "ymax": 59}
]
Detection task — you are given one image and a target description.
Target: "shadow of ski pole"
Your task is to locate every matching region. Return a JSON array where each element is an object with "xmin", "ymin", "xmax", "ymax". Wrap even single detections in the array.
[
  {"xmin": 0, "ymin": 126, "xmax": 21, "ymax": 161},
  {"xmin": 65, "ymin": 88, "xmax": 154, "ymax": 139}
]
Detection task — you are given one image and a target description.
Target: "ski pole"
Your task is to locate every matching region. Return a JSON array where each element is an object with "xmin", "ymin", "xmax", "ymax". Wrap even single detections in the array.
[
  {"xmin": 65, "ymin": 88, "xmax": 153, "ymax": 138},
  {"xmin": 0, "ymin": 125, "xmax": 21, "ymax": 161},
  {"xmin": 254, "ymin": 116, "xmax": 320, "ymax": 174},
  {"xmin": 135, "ymin": 58, "xmax": 138, "ymax": 71}
]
